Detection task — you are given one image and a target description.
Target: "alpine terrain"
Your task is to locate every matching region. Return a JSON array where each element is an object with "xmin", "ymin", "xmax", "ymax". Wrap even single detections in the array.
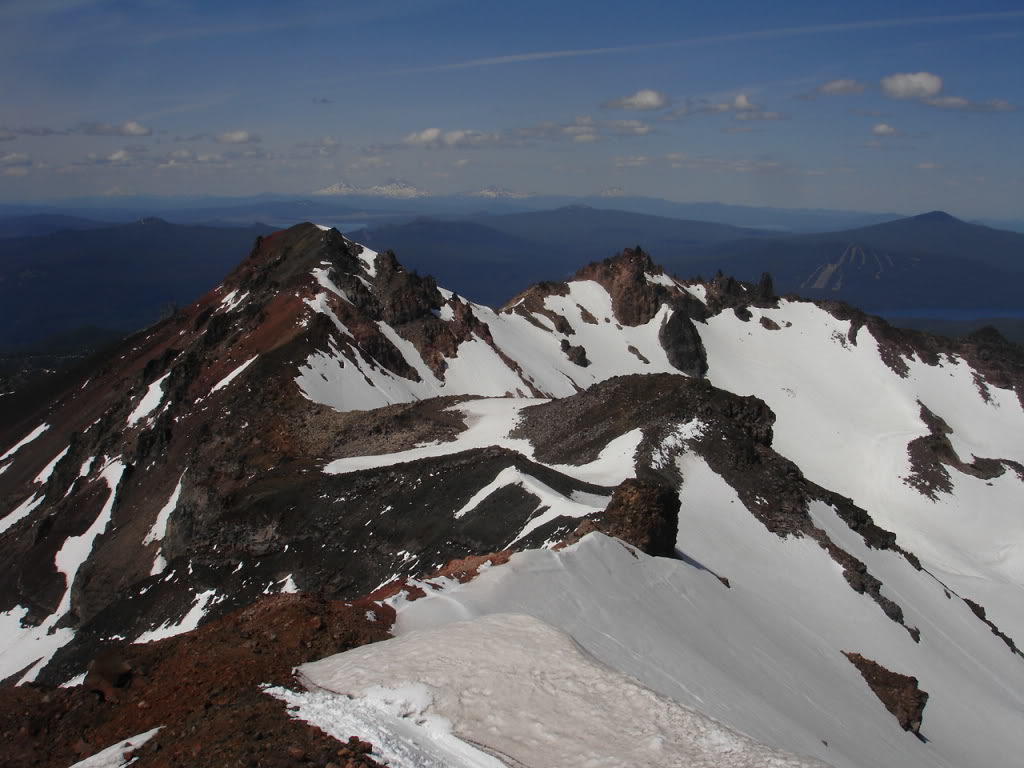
[{"xmin": 1, "ymin": 222, "xmax": 1022, "ymax": 768}]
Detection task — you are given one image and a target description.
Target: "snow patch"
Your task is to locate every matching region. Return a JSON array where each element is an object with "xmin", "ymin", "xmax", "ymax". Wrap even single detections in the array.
[
  {"xmin": 144, "ymin": 473, "xmax": 184, "ymax": 575},
  {"xmin": 34, "ymin": 445, "xmax": 70, "ymax": 485},
  {"xmin": 127, "ymin": 372, "xmax": 170, "ymax": 426},
  {"xmin": 135, "ymin": 589, "xmax": 218, "ymax": 643},
  {"xmin": 67, "ymin": 727, "xmax": 161, "ymax": 768},
  {"xmin": 210, "ymin": 357, "xmax": 257, "ymax": 393},
  {"xmin": 0, "ymin": 423, "xmax": 49, "ymax": 461}
]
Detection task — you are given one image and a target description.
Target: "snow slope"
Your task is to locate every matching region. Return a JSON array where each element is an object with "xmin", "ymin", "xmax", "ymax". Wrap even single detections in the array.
[
  {"xmin": 699, "ymin": 300, "xmax": 1024, "ymax": 638},
  {"xmin": 284, "ymin": 613, "xmax": 830, "ymax": 768},
  {"xmin": 387, "ymin": 524, "xmax": 1024, "ymax": 768}
]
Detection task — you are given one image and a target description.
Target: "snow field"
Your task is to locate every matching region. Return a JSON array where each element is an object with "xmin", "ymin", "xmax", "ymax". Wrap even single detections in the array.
[
  {"xmin": 285, "ymin": 613, "xmax": 830, "ymax": 768},
  {"xmin": 697, "ymin": 299, "xmax": 1024, "ymax": 638},
  {"xmin": 384, "ymin": 455, "xmax": 1024, "ymax": 768}
]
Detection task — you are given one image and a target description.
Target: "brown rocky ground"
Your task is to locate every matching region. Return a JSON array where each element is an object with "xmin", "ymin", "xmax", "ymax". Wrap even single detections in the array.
[
  {"xmin": 844, "ymin": 651, "xmax": 929, "ymax": 736},
  {"xmin": 0, "ymin": 595, "xmax": 391, "ymax": 768}
]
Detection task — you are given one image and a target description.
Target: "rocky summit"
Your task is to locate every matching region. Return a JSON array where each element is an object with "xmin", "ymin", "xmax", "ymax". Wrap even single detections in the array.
[{"xmin": 1, "ymin": 222, "xmax": 1023, "ymax": 768}]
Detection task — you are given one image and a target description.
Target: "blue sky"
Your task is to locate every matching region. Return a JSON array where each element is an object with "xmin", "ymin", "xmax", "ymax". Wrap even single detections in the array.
[{"xmin": 1, "ymin": 0, "xmax": 1022, "ymax": 217}]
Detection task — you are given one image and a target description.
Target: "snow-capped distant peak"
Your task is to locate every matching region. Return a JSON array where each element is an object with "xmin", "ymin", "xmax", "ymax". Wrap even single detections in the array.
[{"xmin": 312, "ymin": 181, "xmax": 360, "ymax": 197}]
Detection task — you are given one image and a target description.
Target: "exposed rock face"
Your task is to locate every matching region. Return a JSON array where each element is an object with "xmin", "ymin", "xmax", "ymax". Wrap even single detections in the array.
[
  {"xmin": 0, "ymin": 595, "xmax": 389, "ymax": 768},
  {"xmin": 659, "ymin": 308, "xmax": 708, "ymax": 377},
  {"xmin": 905, "ymin": 402, "xmax": 1023, "ymax": 499},
  {"xmin": 570, "ymin": 479, "xmax": 679, "ymax": 557},
  {"xmin": 844, "ymin": 652, "xmax": 930, "ymax": 735},
  {"xmin": 573, "ymin": 248, "xmax": 667, "ymax": 326}
]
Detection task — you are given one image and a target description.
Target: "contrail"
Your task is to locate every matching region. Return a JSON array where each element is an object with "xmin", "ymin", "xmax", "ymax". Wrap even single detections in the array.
[{"xmin": 401, "ymin": 11, "xmax": 1024, "ymax": 73}]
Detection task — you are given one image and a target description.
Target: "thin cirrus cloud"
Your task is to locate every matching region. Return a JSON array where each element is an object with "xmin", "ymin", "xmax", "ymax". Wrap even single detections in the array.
[
  {"xmin": 817, "ymin": 79, "xmax": 866, "ymax": 95},
  {"xmin": 603, "ymin": 89, "xmax": 669, "ymax": 110},
  {"xmin": 401, "ymin": 11, "xmax": 1024, "ymax": 73},
  {"xmin": 613, "ymin": 155, "xmax": 650, "ymax": 168}
]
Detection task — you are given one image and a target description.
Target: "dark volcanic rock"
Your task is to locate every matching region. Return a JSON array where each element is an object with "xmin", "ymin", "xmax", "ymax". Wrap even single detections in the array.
[
  {"xmin": 659, "ymin": 309, "xmax": 708, "ymax": 377},
  {"xmin": 844, "ymin": 651, "xmax": 929, "ymax": 735},
  {"xmin": 0, "ymin": 595, "xmax": 389, "ymax": 768},
  {"xmin": 569, "ymin": 479, "xmax": 679, "ymax": 557}
]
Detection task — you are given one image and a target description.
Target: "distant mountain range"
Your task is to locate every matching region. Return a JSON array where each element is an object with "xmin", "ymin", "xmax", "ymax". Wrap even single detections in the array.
[
  {"xmin": 0, "ymin": 218, "xmax": 272, "ymax": 350},
  {"xmin": 0, "ymin": 206, "xmax": 1020, "ymax": 357},
  {"xmin": 350, "ymin": 207, "xmax": 1024, "ymax": 313}
]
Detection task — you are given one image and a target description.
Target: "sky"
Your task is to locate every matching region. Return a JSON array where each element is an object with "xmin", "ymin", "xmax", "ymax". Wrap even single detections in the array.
[{"xmin": 1, "ymin": 0, "xmax": 1022, "ymax": 217}]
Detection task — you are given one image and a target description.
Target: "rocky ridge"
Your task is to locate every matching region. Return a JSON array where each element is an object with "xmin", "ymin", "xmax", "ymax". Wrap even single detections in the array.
[{"xmin": 0, "ymin": 222, "xmax": 1022, "ymax": 767}]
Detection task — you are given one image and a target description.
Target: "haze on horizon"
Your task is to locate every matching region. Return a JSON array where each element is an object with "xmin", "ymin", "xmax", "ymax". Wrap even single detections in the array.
[{"xmin": 0, "ymin": 0, "xmax": 1021, "ymax": 219}]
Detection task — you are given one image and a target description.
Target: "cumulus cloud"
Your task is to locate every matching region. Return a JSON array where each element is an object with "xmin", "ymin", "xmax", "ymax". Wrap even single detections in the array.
[
  {"xmin": 613, "ymin": 155, "xmax": 650, "ymax": 168},
  {"xmin": 880, "ymin": 72, "xmax": 943, "ymax": 100},
  {"xmin": 215, "ymin": 130, "xmax": 260, "ymax": 144},
  {"xmin": 872, "ymin": 123, "xmax": 899, "ymax": 136},
  {"xmin": 603, "ymin": 89, "xmax": 669, "ymax": 110},
  {"xmin": 78, "ymin": 120, "xmax": 152, "ymax": 136},
  {"xmin": 732, "ymin": 93, "xmax": 757, "ymax": 111},
  {"xmin": 817, "ymin": 79, "xmax": 866, "ymax": 95},
  {"xmin": 669, "ymin": 93, "xmax": 783, "ymax": 122},
  {"xmin": 400, "ymin": 127, "xmax": 509, "ymax": 149}
]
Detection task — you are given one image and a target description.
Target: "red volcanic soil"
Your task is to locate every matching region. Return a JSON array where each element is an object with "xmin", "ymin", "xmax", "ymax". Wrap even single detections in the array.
[{"xmin": 0, "ymin": 595, "xmax": 391, "ymax": 768}]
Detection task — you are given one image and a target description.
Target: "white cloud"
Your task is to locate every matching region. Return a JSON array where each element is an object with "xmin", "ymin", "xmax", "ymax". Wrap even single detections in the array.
[
  {"xmin": 817, "ymin": 79, "xmax": 866, "ymax": 95},
  {"xmin": 923, "ymin": 96, "xmax": 1018, "ymax": 112},
  {"xmin": 607, "ymin": 119, "xmax": 652, "ymax": 136},
  {"xmin": 0, "ymin": 151, "xmax": 32, "ymax": 176},
  {"xmin": 872, "ymin": 123, "xmax": 898, "ymax": 136},
  {"xmin": 78, "ymin": 120, "xmax": 152, "ymax": 136},
  {"xmin": 402, "ymin": 127, "xmax": 442, "ymax": 147},
  {"xmin": 157, "ymin": 149, "xmax": 228, "ymax": 169},
  {"xmin": 215, "ymin": 130, "xmax": 260, "ymax": 144},
  {"xmin": 733, "ymin": 93, "xmax": 757, "ymax": 110},
  {"xmin": 880, "ymin": 72, "xmax": 943, "ymax": 100},
  {"xmin": 734, "ymin": 110, "xmax": 782, "ymax": 122},
  {"xmin": 604, "ymin": 89, "xmax": 669, "ymax": 110},
  {"xmin": 452, "ymin": 158, "xmax": 472, "ymax": 168},
  {"xmin": 613, "ymin": 155, "xmax": 650, "ymax": 168},
  {"xmin": 670, "ymin": 94, "xmax": 783, "ymax": 122},
  {"xmin": 400, "ymin": 127, "xmax": 507, "ymax": 149}
]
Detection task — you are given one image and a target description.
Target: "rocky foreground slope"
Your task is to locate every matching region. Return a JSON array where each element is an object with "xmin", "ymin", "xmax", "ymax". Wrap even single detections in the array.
[{"xmin": 1, "ymin": 223, "xmax": 1022, "ymax": 767}]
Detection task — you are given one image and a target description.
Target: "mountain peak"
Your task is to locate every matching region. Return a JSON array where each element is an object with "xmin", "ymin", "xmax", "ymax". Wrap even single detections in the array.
[{"xmin": 912, "ymin": 210, "xmax": 960, "ymax": 224}]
